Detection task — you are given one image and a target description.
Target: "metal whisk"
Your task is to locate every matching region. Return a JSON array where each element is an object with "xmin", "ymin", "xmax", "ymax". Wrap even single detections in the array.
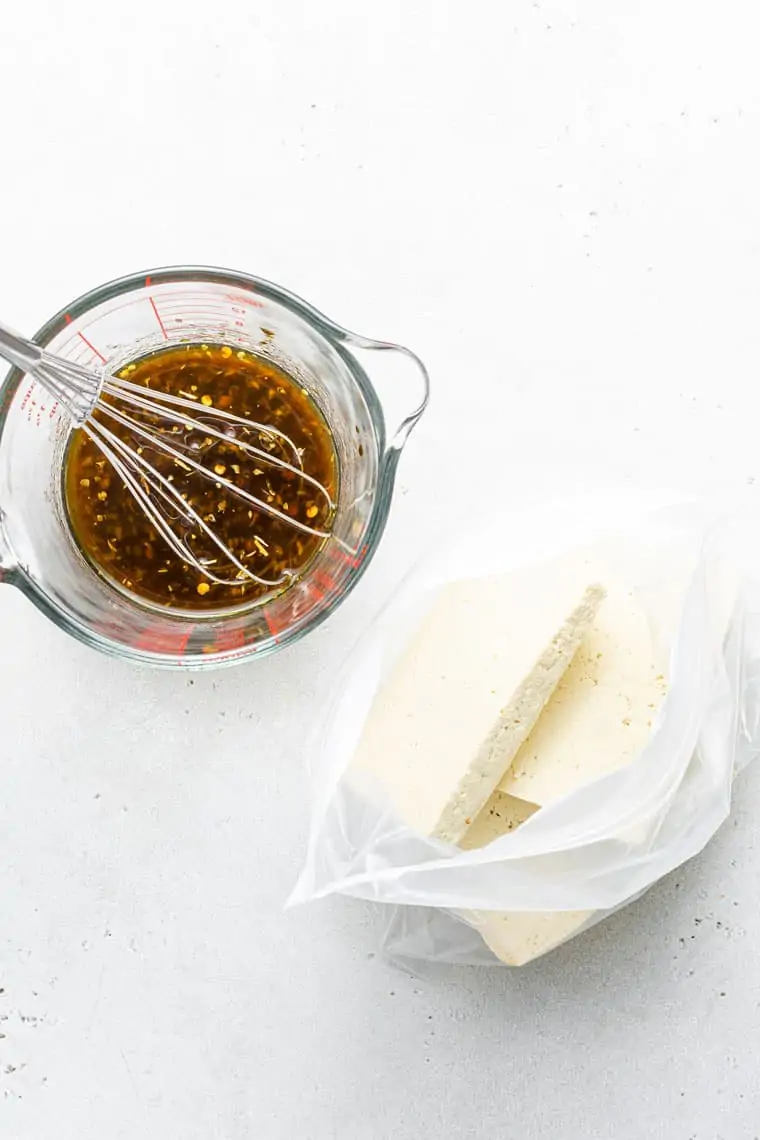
[{"xmin": 0, "ymin": 320, "xmax": 335, "ymax": 587}]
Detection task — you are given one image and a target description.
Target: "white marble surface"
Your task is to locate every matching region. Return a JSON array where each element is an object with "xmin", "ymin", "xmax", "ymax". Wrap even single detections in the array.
[{"xmin": 2, "ymin": 1, "xmax": 760, "ymax": 1136}]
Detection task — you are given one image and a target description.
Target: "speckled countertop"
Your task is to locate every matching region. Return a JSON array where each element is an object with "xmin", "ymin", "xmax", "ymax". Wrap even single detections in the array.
[{"xmin": 2, "ymin": 2, "xmax": 760, "ymax": 1137}]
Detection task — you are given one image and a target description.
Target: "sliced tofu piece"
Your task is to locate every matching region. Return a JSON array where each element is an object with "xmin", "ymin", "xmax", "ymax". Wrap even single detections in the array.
[
  {"xmin": 459, "ymin": 792, "xmax": 592, "ymax": 966},
  {"xmin": 499, "ymin": 580, "xmax": 667, "ymax": 806},
  {"xmin": 468, "ymin": 908, "xmax": 594, "ymax": 967},
  {"xmin": 459, "ymin": 791, "xmax": 539, "ymax": 850},
  {"xmin": 351, "ymin": 563, "xmax": 605, "ymax": 844},
  {"xmin": 461, "ymin": 579, "xmax": 666, "ymax": 967}
]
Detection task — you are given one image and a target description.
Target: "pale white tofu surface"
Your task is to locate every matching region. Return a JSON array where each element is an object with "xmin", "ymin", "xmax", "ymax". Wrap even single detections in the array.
[
  {"xmin": 352, "ymin": 564, "xmax": 604, "ymax": 843},
  {"xmin": 499, "ymin": 580, "xmax": 668, "ymax": 806}
]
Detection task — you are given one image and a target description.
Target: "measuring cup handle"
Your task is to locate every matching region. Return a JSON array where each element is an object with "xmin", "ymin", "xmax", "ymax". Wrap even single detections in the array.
[
  {"xmin": 326, "ymin": 324, "xmax": 430, "ymax": 453},
  {"xmin": 345, "ymin": 334, "xmax": 430, "ymax": 452}
]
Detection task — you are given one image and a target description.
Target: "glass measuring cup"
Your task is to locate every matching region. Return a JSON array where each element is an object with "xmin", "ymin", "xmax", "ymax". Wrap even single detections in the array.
[{"xmin": 0, "ymin": 266, "xmax": 429, "ymax": 668}]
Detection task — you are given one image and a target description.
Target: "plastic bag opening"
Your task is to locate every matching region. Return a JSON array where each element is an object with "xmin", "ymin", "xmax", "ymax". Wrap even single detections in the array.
[{"xmin": 291, "ymin": 488, "xmax": 760, "ymax": 967}]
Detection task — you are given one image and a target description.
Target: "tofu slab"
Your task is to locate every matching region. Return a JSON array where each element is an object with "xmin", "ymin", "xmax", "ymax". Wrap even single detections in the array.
[
  {"xmin": 499, "ymin": 580, "xmax": 667, "ymax": 806},
  {"xmin": 458, "ymin": 792, "xmax": 592, "ymax": 965},
  {"xmin": 462, "ymin": 579, "xmax": 666, "ymax": 966},
  {"xmin": 351, "ymin": 562, "xmax": 604, "ymax": 844}
]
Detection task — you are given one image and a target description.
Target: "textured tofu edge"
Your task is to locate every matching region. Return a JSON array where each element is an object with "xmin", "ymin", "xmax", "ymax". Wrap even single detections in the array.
[
  {"xmin": 432, "ymin": 582, "xmax": 606, "ymax": 845},
  {"xmin": 467, "ymin": 908, "xmax": 595, "ymax": 966}
]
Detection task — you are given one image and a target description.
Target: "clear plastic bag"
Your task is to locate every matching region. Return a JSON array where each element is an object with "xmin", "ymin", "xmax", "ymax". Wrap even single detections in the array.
[{"xmin": 290, "ymin": 488, "xmax": 760, "ymax": 967}]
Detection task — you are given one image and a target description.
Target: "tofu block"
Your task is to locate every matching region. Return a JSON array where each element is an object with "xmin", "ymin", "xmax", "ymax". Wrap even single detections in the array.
[
  {"xmin": 461, "ymin": 579, "xmax": 666, "ymax": 966},
  {"xmin": 459, "ymin": 791, "xmax": 539, "ymax": 849},
  {"xmin": 468, "ymin": 907, "xmax": 595, "ymax": 966},
  {"xmin": 499, "ymin": 580, "xmax": 667, "ymax": 806},
  {"xmin": 351, "ymin": 564, "xmax": 605, "ymax": 844},
  {"xmin": 463, "ymin": 852, "xmax": 595, "ymax": 965},
  {"xmin": 459, "ymin": 792, "xmax": 592, "ymax": 965}
]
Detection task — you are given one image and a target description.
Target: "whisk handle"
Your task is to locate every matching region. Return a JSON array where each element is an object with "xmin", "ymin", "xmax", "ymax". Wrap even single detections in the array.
[{"xmin": 0, "ymin": 320, "xmax": 43, "ymax": 374}]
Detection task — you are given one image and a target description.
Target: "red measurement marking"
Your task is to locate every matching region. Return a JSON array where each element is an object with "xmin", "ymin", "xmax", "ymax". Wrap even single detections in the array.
[
  {"xmin": 176, "ymin": 627, "xmax": 194, "ymax": 655},
  {"xmin": 63, "ymin": 316, "xmax": 106, "ymax": 360},
  {"xmin": 149, "ymin": 297, "xmax": 169, "ymax": 340},
  {"xmin": 305, "ymin": 571, "xmax": 339, "ymax": 602},
  {"xmin": 214, "ymin": 627, "xmax": 247, "ymax": 653},
  {"xmin": 264, "ymin": 607, "xmax": 285, "ymax": 641},
  {"xmin": 312, "ymin": 569, "xmax": 337, "ymax": 595},
  {"xmin": 334, "ymin": 545, "xmax": 368, "ymax": 571},
  {"xmin": 305, "ymin": 582, "xmax": 326, "ymax": 604},
  {"xmin": 225, "ymin": 293, "xmax": 263, "ymax": 309},
  {"xmin": 77, "ymin": 331, "xmax": 107, "ymax": 363},
  {"xmin": 134, "ymin": 623, "xmax": 194, "ymax": 656}
]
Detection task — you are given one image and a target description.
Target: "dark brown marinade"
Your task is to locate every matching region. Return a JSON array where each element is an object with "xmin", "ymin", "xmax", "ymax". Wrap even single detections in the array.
[{"xmin": 64, "ymin": 343, "xmax": 337, "ymax": 610}]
